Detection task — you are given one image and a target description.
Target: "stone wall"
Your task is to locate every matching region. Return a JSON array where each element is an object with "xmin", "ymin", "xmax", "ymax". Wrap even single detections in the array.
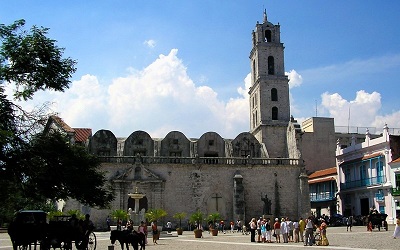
[{"xmin": 86, "ymin": 160, "xmax": 310, "ymax": 229}]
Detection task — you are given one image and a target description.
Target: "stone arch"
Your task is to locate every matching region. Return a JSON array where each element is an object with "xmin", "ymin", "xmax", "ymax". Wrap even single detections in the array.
[
  {"xmin": 123, "ymin": 130, "xmax": 154, "ymax": 156},
  {"xmin": 265, "ymin": 30, "xmax": 272, "ymax": 42},
  {"xmin": 271, "ymin": 88, "xmax": 278, "ymax": 101},
  {"xmin": 89, "ymin": 130, "xmax": 117, "ymax": 157},
  {"xmin": 197, "ymin": 132, "xmax": 225, "ymax": 157},
  {"xmin": 160, "ymin": 131, "xmax": 191, "ymax": 157},
  {"xmin": 127, "ymin": 196, "xmax": 148, "ymax": 212},
  {"xmin": 231, "ymin": 132, "xmax": 261, "ymax": 158}
]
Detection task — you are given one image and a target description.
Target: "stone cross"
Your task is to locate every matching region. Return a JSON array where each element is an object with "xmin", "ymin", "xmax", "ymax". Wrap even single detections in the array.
[{"xmin": 212, "ymin": 193, "xmax": 222, "ymax": 211}]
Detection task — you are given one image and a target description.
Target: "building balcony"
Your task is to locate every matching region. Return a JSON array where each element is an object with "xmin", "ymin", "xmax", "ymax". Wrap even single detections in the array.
[
  {"xmin": 310, "ymin": 192, "xmax": 336, "ymax": 202},
  {"xmin": 340, "ymin": 176, "xmax": 386, "ymax": 190},
  {"xmin": 375, "ymin": 193, "xmax": 385, "ymax": 203},
  {"xmin": 392, "ymin": 187, "xmax": 400, "ymax": 196}
]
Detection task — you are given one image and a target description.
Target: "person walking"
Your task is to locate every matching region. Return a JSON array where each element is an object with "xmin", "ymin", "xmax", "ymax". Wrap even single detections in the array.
[{"xmin": 393, "ymin": 215, "xmax": 400, "ymax": 239}]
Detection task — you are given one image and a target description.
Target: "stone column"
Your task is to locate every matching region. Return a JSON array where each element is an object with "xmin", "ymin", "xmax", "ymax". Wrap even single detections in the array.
[
  {"xmin": 298, "ymin": 171, "xmax": 311, "ymax": 219},
  {"xmin": 233, "ymin": 174, "xmax": 245, "ymax": 222}
]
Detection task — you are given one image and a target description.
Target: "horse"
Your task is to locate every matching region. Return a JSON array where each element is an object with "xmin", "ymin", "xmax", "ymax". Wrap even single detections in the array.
[{"xmin": 110, "ymin": 230, "xmax": 145, "ymax": 250}]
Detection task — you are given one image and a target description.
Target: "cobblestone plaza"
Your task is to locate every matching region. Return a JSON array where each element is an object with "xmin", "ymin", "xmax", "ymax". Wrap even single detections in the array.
[{"xmin": 1, "ymin": 226, "xmax": 399, "ymax": 250}]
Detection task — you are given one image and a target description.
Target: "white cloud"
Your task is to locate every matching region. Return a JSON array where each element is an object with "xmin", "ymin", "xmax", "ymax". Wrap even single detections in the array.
[
  {"xmin": 320, "ymin": 90, "xmax": 382, "ymax": 127},
  {"xmin": 286, "ymin": 69, "xmax": 303, "ymax": 89},
  {"xmin": 144, "ymin": 39, "xmax": 156, "ymax": 48},
  {"xmin": 27, "ymin": 49, "xmax": 250, "ymax": 138}
]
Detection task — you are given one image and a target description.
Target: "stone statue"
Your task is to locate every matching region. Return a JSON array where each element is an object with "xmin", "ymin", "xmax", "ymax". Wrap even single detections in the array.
[{"xmin": 261, "ymin": 194, "xmax": 272, "ymax": 215}]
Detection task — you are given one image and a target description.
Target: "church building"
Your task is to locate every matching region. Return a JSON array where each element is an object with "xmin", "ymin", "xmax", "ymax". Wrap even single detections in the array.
[{"xmin": 52, "ymin": 10, "xmax": 311, "ymax": 229}]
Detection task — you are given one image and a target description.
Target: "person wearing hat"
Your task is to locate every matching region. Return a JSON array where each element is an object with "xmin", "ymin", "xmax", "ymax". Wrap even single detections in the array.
[{"xmin": 273, "ymin": 218, "xmax": 281, "ymax": 243}]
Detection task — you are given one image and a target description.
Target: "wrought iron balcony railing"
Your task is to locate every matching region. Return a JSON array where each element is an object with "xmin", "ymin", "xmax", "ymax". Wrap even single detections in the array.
[
  {"xmin": 340, "ymin": 176, "xmax": 386, "ymax": 190},
  {"xmin": 310, "ymin": 192, "xmax": 336, "ymax": 202}
]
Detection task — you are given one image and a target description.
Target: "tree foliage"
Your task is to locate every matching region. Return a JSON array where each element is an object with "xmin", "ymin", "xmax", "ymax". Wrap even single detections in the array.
[{"xmin": 0, "ymin": 19, "xmax": 113, "ymax": 224}]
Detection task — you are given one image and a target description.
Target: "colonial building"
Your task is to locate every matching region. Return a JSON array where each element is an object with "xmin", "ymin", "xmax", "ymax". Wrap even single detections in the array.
[
  {"xmin": 389, "ymin": 157, "xmax": 400, "ymax": 218},
  {"xmin": 336, "ymin": 125, "xmax": 400, "ymax": 224},
  {"xmin": 52, "ymin": 10, "xmax": 311, "ymax": 229},
  {"xmin": 308, "ymin": 167, "xmax": 338, "ymax": 217}
]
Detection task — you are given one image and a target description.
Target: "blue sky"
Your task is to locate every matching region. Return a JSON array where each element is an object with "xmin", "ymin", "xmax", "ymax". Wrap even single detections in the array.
[{"xmin": 2, "ymin": 1, "xmax": 400, "ymax": 138}]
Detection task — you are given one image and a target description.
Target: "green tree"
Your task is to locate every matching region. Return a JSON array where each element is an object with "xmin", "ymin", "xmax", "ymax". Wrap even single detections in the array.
[
  {"xmin": 145, "ymin": 208, "xmax": 167, "ymax": 223},
  {"xmin": 0, "ymin": 19, "xmax": 113, "ymax": 224}
]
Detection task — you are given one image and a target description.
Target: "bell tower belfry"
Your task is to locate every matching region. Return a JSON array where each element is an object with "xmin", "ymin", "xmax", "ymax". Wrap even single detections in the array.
[{"xmin": 249, "ymin": 10, "xmax": 291, "ymax": 158}]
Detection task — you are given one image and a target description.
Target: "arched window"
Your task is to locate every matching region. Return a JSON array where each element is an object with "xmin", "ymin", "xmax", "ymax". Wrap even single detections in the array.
[
  {"xmin": 265, "ymin": 30, "xmax": 272, "ymax": 42},
  {"xmin": 252, "ymin": 60, "xmax": 256, "ymax": 82},
  {"xmin": 271, "ymin": 88, "xmax": 278, "ymax": 101},
  {"xmin": 268, "ymin": 56, "xmax": 274, "ymax": 75},
  {"xmin": 272, "ymin": 107, "xmax": 278, "ymax": 120}
]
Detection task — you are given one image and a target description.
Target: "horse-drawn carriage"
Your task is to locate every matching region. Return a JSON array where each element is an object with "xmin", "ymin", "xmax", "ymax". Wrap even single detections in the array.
[
  {"xmin": 8, "ymin": 210, "xmax": 96, "ymax": 250},
  {"xmin": 369, "ymin": 213, "xmax": 388, "ymax": 231}
]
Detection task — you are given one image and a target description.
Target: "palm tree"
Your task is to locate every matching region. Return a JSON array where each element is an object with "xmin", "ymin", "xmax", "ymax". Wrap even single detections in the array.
[
  {"xmin": 145, "ymin": 208, "xmax": 167, "ymax": 223},
  {"xmin": 189, "ymin": 210, "xmax": 204, "ymax": 230},
  {"xmin": 173, "ymin": 212, "xmax": 187, "ymax": 229}
]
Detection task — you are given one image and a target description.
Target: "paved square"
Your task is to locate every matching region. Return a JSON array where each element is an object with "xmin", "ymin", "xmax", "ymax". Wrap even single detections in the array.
[{"xmin": 1, "ymin": 225, "xmax": 399, "ymax": 250}]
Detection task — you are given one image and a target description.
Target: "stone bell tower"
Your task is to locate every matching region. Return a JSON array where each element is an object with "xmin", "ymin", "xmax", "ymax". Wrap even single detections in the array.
[{"xmin": 249, "ymin": 10, "xmax": 291, "ymax": 158}]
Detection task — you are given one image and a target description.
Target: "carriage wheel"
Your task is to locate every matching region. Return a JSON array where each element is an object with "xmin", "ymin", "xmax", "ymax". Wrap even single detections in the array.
[{"xmin": 87, "ymin": 232, "xmax": 96, "ymax": 250}]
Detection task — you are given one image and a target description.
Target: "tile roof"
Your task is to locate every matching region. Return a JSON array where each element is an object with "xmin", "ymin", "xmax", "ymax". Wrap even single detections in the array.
[
  {"xmin": 74, "ymin": 128, "xmax": 92, "ymax": 142},
  {"xmin": 308, "ymin": 167, "xmax": 337, "ymax": 179},
  {"xmin": 390, "ymin": 157, "xmax": 400, "ymax": 164},
  {"xmin": 50, "ymin": 115, "xmax": 75, "ymax": 133}
]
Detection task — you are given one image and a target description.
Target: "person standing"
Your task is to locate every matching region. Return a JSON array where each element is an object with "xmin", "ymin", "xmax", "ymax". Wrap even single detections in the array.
[
  {"xmin": 347, "ymin": 216, "xmax": 353, "ymax": 232},
  {"xmin": 249, "ymin": 218, "xmax": 257, "ymax": 242},
  {"xmin": 166, "ymin": 220, "xmax": 172, "ymax": 233},
  {"xmin": 151, "ymin": 221, "xmax": 158, "ymax": 244},
  {"xmin": 265, "ymin": 218, "xmax": 272, "ymax": 243},
  {"xmin": 299, "ymin": 217, "xmax": 306, "ymax": 242},
  {"xmin": 304, "ymin": 216, "xmax": 315, "ymax": 246},
  {"xmin": 393, "ymin": 215, "xmax": 400, "ymax": 239},
  {"xmin": 257, "ymin": 217, "xmax": 262, "ymax": 242},
  {"xmin": 293, "ymin": 219, "xmax": 300, "ymax": 243},
  {"xmin": 280, "ymin": 218, "xmax": 288, "ymax": 243},
  {"xmin": 106, "ymin": 216, "xmax": 111, "ymax": 231},
  {"xmin": 317, "ymin": 219, "xmax": 329, "ymax": 246},
  {"xmin": 273, "ymin": 218, "xmax": 281, "ymax": 243},
  {"xmin": 138, "ymin": 221, "xmax": 148, "ymax": 245}
]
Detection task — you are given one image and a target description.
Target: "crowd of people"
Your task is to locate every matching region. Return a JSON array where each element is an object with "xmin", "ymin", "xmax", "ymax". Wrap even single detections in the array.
[{"xmin": 245, "ymin": 216, "xmax": 329, "ymax": 246}]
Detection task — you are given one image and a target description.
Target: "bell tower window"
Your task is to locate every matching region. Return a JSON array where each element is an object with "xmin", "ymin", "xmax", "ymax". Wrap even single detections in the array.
[
  {"xmin": 252, "ymin": 60, "xmax": 256, "ymax": 83},
  {"xmin": 268, "ymin": 56, "xmax": 274, "ymax": 75},
  {"xmin": 271, "ymin": 88, "xmax": 278, "ymax": 101},
  {"xmin": 272, "ymin": 107, "xmax": 278, "ymax": 120},
  {"xmin": 265, "ymin": 30, "xmax": 272, "ymax": 42}
]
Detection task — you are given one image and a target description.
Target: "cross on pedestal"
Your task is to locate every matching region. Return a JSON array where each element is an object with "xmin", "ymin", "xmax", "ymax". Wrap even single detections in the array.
[{"xmin": 212, "ymin": 193, "xmax": 222, "ymax": 211}]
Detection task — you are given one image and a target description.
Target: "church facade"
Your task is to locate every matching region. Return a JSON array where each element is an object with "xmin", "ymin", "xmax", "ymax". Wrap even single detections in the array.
[{"xmin": 60, "ymin": 10, "xmax": 311, "ymax": 229}]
